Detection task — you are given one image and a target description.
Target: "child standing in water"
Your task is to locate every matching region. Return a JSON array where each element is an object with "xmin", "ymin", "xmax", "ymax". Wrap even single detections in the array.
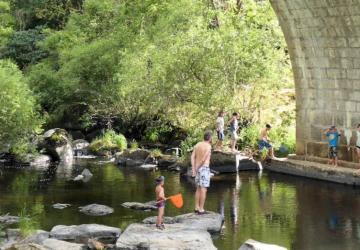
[{"xmin": 155, "ymin": 176, "xmax": 165, "ymax": 230}]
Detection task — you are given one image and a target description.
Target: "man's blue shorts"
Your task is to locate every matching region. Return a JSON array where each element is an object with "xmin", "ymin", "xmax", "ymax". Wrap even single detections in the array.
[{"xmin": 259, "ymin": 140, "xmax": 272, "ymax": 150}]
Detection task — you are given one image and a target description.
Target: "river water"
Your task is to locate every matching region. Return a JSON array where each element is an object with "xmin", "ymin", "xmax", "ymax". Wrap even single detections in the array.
[{"xmin": 1, "ymin": 159, "xmax": 360, "ymax": 250}]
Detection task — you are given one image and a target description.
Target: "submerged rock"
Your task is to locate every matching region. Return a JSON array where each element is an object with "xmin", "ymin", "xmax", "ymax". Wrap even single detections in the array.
[
  {"xmin": 139, "ymin": 164, "xmax": 158, "ymax": 170},
  {"xmin": 73, "ymin": 139, "xmax": 90, "ymax": 157},
  {"xmin": 43, "ymin": 238, "xmax": 85, "ymax": 250},
  {"xmin": 73, "ymin": 168, "xmax": 93, "ymax": 182},
  {"xmin": 115, "ymin": 223, "xmax": 216, "ymax": 250},
  {"xmin": 239, "ymin": 239, "xmax": 287, "ymax": 250},
  {"xmin": 30, "ymin": 154, "xmax": 52, "ymax": 169},
  {"xmin": 49, "ymin": 224, "xmax": 121, "ymax": 243},
  {"xmin": 78, "ymin": 204, "xmax": 114, "ymax": 216},
  {"xmin": 52, "ymin": 203, "xmax": 71, "ymax": 209},
  {"xmin": 121, "ymin": 201, "xmax": 157, "ymax": 211}
]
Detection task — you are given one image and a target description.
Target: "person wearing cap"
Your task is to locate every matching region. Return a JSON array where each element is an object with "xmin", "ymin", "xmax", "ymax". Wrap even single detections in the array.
[
  {"xmin": 155, "ymin": 176, "xmax": 165, "ymax": 230},
  {"xmin": 324, "ymin": 125, "xmax": 341, "ymax": 167},
  {"xmin": 258, "ymin": 124, "xmax": 275, "ymax": 159},
  {"xmin": 191, "ymin": 131, "xmax": 212, "ymax": 215}
]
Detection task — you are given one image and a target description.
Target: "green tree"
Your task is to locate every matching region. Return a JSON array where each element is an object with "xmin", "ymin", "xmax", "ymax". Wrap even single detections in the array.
[
  {"xmin": 1, "ymin": 27, "xmax": 48, "ymax": 69},
  {"xmin": 0, "ymin": 60, "xmax": 41, "ymax": 155}
]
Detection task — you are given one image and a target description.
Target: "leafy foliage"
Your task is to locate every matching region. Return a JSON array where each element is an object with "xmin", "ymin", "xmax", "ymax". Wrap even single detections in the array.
[
  {"xmin": 0, "ymin": 60, "xmax": 41, "ymax": 154},
  {"xmin": 1, "ymin": 27, "xmax": 48, "ymax": 69},
  {"xmin": 89, "ymin": 130, "xmax": 127, "ymax": 154}
]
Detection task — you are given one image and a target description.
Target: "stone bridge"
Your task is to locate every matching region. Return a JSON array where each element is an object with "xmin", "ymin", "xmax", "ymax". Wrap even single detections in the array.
[{"xmin": 270, "ymin": 0, "xmax": 360, "ymax": 162}]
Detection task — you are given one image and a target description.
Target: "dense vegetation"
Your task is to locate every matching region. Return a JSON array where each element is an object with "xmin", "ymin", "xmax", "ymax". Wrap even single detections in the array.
[{"xmin": 0, "ymin": 0, "xmax": 295, "ymax": 157}]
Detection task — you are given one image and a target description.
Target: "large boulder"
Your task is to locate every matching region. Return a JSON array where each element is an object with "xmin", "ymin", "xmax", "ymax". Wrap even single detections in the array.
[
  {"xmin": 239, "ymin": 239, "xmax": 287, "ymax": 250},
  {"xmin": 121, "ymin": 149, "xmax": 151, "ymax": 161},
  {"xmin": 42, "ymin": 128, "xmax": 73, "ymax": 165},
  {"xmin": 78, "ymin": 204, "xmax": 114, "ymax": 216},
  {"xmin": 173, "ymin": 212, "xmax": 223, "ymax": 234},
  {"xmin": 157, "ymin": 155, "xmax": 178, "ymax": 168},
  {"xmin": 210, "ymin": 151, "xmax": 260, "ymax": 173},
  {"xmin": 142, "ymin": 212, "xmax": 224, "ymax": 234},
  {"xmin": 115, "ymin": 223, "xmax": 216, "ymax": 250},
  {"xmin": 43, "ymin": 238, "xmax": 85, "ymax": 250},
  {"xmin": 121, "ymin": 201, "xmax": 157, "ymax": 211},
  {"xmin": 49, "ymin": 224, "xmax": 121, "ymax": 244}
]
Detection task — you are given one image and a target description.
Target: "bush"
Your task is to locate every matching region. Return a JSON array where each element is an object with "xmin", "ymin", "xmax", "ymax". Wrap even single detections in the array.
[
  {"xmin": 89, "ymin": 130, "xmax": 127, "ymax": 154},
  {"xmin": 0, "ymin": 60, "xmax": 41, "ymax": 157},
  {"xmin": 150, "ymin": 148, "xmax": 163, "ymax": 158},
  {"xmin": 239, "ymin": 124, "xmax": 261, "ymax": 149},
  {"xmin": 130, "ymin": 139, "xmax": 138, "ymax": 150},
  {"xmin": 1, "ymin": 27, "xmax": 48, "ymax": 69}
]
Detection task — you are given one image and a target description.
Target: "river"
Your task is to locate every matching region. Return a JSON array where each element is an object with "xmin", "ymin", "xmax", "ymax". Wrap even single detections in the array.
[{"xmin": 1, "ymin": 159, "xmax": 360, "ymax": 249}]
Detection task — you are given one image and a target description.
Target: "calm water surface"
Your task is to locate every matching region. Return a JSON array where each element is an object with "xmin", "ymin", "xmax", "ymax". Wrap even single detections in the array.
[{"xmin": 1, "ymin": 159, "xmax": 360, "ymax": 250}]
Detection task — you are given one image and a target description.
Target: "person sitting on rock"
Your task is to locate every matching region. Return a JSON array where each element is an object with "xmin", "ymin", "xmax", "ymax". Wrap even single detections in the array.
[
  {"xmin": 258, "ymin": 124, "xmax": 275, "ymax": 159},
  {"xmin": 155, "ymin": 176, "xmax": 166, "ymax": 230},
  {"xmin": 323, "ymin": 125, "xmax": 341, "ymax": 167}
]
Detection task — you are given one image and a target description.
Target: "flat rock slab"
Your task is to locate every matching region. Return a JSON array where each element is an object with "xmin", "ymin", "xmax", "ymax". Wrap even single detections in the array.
[
  {"xmin": 142, "ymin": 212, "xmax": 224, "ymax": 233},
  {"xmin": 116, "ymin": 223, "xmax": 216, "ymax": 250},
  {"xmin": 268, "ymin": 158, "xmax": 360, "ymax": 186},
  {"xmin": 239, "ymin": 239, "xmax": 287, "ymax": 250},
  {"xmin": 78, "ymin": 204, "xmax": 114, "ymax": 216},
  {"xmin": 50, "ymin": 224, "xmax": 121, "ymax": 243},
  {"xmin": 5, "ymin": 243, "xmax": 47, "ymax": 250},
  {"xmin": 43, "ymin": 238, "xmax": 86, "ymax": 250},
  {"xmin": 122, "ymin": 201, "xmax": 157, "ymax": 211},
  {"xmin": 0, "ymin": 215, "xmax": 20, "ymax": 225}
]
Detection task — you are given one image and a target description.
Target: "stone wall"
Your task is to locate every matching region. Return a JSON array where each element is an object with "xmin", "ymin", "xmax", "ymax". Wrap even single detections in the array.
[{"xmin": 270, "ymin": 0, "xmax": 360, "ymax": 162}]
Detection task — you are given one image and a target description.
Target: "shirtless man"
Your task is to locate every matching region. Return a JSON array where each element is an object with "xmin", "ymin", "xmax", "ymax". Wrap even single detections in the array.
[
  {"xmin": 191, "ymin": 131, "xmax": 212, "ymax": 215},
  {"xmin": 258, "ymin": 124, "xmax": 275, "ymax": 159}
]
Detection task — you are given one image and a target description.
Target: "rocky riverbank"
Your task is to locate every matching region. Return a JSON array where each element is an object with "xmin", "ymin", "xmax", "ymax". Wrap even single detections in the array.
[{"xmin": 1, "ymin": 212, "xmax": 224, "ymax": 250}]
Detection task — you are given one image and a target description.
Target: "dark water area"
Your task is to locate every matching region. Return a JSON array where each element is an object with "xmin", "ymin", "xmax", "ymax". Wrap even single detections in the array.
[{"xmin": 1, "ymin": 159, "xmax": 360, "ymax": 250}]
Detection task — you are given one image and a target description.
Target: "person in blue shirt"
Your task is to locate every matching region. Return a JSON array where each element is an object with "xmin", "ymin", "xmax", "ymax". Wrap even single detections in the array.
[{"xmin": 324, "ymin": 125, "xmax": 341, "ymax": 167}]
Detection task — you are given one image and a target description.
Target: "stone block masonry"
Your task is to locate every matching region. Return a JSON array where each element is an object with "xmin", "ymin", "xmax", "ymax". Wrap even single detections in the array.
[{"xmin": 270, "ymin": 0, "xmax": 360, "ymax": 162}]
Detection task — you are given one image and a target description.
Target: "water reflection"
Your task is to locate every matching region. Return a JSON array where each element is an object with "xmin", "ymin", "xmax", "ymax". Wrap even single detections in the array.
[{"xmin": 1, "ymin": 162, "xmax": 360, "ymax": 250}]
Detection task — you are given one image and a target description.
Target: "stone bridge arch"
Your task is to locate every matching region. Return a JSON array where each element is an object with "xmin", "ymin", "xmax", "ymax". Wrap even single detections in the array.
[{"xmin": 270, "ymin": 0, "xmax": 360, "ymax": 162}]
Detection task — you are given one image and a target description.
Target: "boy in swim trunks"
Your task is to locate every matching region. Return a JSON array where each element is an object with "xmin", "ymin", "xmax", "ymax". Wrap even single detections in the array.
[
  {"xmin": 155, "ymin": 176, "xmax": 165, "ymax": 230},
  {"xmin": 191, "ymin": 131, "xmax": 212, "ymax": 215},
  {"xmin": 324, "ymin": 126, "xmax": 341, "ymax": 167},
  {"xmin": 258, "ymin": 124, "xmax": 275, "ymax": 159}
]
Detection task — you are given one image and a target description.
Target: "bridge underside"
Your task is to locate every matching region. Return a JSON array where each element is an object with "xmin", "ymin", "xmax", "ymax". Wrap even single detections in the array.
[{"xmin": 270, "ymin": 0, "xmax": 360, "ymax": 162}]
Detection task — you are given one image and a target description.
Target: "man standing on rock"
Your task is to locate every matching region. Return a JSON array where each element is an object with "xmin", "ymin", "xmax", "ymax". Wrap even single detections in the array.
[{"xmin": 191, "ymin": 131, "xmax": 212, "ymax": 215}]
